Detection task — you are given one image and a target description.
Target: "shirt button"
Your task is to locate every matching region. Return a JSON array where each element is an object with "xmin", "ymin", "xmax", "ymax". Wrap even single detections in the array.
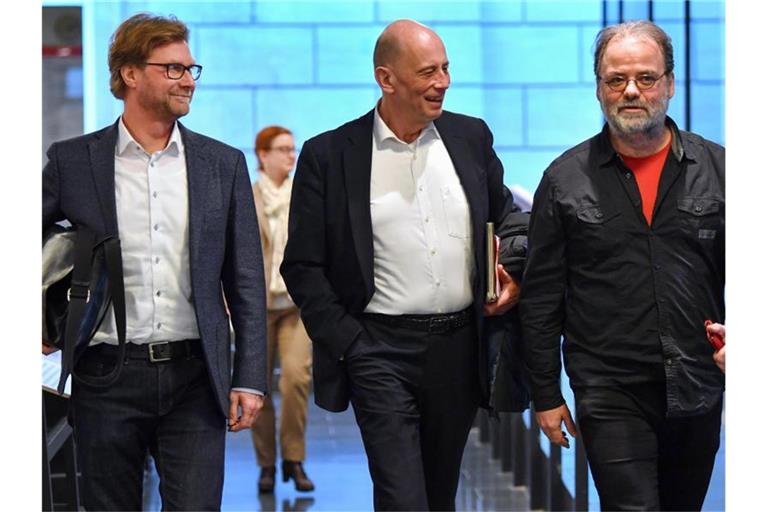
[
  {"xmin": 436, "ymin": 281, "xmax": 441, "ymax": 287},
  {"xmin": 154, "ymin": 224, "xmax": 159, "ymax": 231},
  {"xmin": 695, "ymin": 205, "xmax": 703, "ymax": 213},
  {"xmin": 625, "ymin": 173, "xmax": 631, "ymax": 179},
  {"xmin": 156, "ymin": 291, "xmax": 161, "ymax": 297},
  {"xmin": 153, "ymin": 191, "xmax": 158, "ymax": 198},
  {"xmin": 595, "ymin": 212, "xmax": 603, "ymax": 219},
  {"xmin": 666, "ymin": 358, "xmax": 673, "ymax": 366},
  {"xmin": 157, "ymin": 322, "xmax": 162, "ymax": 329},
  {"xmin": 425, "ymin": 217, "xmax": 430, "ymax": 223},
  {"xmin": 150, "ymin": 162, "xmax": 155, "ymax": 167},
  {"xmin": 654, "ymin": 264, "xmax": 661, "ymax": 271},
  {"xmin": 431, "ymin": 249, "xmax": 436, "ymax": 255},
  {"xmin": 155, "ymin": 257, "xmax": 160, "ymax": 263}
]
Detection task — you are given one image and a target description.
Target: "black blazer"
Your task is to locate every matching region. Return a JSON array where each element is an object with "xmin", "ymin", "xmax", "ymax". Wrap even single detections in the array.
[
  {"xmin": 42, "ymin": 120, "xmax": 268, "ymax": 416},
  {"xmin": 281, "ymin": 109, "xmax": 527, "ymax": 412}
]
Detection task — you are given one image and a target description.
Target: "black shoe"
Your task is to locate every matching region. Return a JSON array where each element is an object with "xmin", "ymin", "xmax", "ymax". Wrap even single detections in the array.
[
  {"xmin": 258, "ymin": 466, "xmax": 276, "ymax": 494},
  {"xmin": 282, "ymin": 460, "xmax": 315, "ymax": 492}
]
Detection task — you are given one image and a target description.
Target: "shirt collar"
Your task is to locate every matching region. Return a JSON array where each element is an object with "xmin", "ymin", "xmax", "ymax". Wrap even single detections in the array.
[
  {"xmin": 597, "ymin": 116, "xmax": 693, "ymax": 167},
  {"xmin": 373, "ymin": 103, "xmax": 439, "ymax": 147},
  {"xmin": 116, "ymin": 116, "xmax": 183, "ymax": 157}
]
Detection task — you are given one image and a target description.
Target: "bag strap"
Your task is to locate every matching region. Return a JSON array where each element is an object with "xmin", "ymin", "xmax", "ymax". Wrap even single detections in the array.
[
  {"xmin": 71, "ymin": 237, "xmax": 127, "ymax": 388},
  {"xmin": 57, "ymin": 229, "xmax": 97, "ymax": 393},
  {"xmin": 57, "ymin": 231, "xmax": 127, "ymax": 393}
]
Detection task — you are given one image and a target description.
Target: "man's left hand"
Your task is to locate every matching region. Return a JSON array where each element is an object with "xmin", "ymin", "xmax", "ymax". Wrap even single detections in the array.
[
  {"xmin": 484, "ymin": 265, "xmax": 520, "ymax": 316},
  {"xmin": 227, "ymin": 391, "xmax": 264, "ymax": 432}
]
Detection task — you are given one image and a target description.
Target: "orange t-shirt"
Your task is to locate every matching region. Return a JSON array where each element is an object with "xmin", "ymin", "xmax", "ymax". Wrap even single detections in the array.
[{"xmin": 620, "ymin": 140, "xmax": 672, "ymax": 225}]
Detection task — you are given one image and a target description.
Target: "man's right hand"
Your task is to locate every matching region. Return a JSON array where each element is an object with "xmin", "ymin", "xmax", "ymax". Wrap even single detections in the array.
[
  {"xmin": 42, "ymin": 341, "xmax": 59, "ymax": 355},
  {"xmin": 535, "ymin": 403, "xmax": 578, "ymax": 448}
]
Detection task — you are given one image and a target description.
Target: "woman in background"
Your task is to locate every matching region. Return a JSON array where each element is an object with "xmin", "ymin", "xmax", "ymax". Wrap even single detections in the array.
[{"xmin": 250, "ymin": 126, "xmax": 314, "ymax": 493}]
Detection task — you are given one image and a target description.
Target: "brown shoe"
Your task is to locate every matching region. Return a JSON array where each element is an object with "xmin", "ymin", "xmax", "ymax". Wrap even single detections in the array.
[
  {"xmin": 282, "ymin": 460, "xmax": 315, "ymax": 492},
  {"xmin": 258, "ymin": 466, "xmax": 276, "ymax": 494}
]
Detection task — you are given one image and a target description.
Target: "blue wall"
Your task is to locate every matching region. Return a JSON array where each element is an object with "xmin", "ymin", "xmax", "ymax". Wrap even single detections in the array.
[
  {"xmin": 77, "ymin": 0, "xmax": 724, "ymax": 195},
  {"xmin": 58, "ymin": 1, "xmax": 725, "ymax": 510}
]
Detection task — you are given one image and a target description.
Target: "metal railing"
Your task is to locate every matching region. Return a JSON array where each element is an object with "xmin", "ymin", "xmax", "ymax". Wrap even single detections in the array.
[{"xmin": 478, "ymin": 407, "xmax": 590, "ymax": 511}]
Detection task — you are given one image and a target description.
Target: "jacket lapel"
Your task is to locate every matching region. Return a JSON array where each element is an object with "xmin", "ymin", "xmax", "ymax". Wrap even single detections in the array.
[
  {"xmin": 87, "ymin": 121, "xmax": 120, "ymax": 235},
  {"xmin": 179, "ymin": 124, "xmax": 210, "ymax": 267},
  {"xmin": 435, "ymin": 116, "xmax": 484, "ymax": 259},
  {"xmin": 343, "ymin": 111, "xmax": 375, "ymax": 297}
]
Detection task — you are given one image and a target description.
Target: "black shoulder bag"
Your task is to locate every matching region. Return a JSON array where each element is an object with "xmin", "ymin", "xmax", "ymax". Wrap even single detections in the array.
[{"xmin": 42, "ymin": 226, "xmax": 127, "ymax": 394}]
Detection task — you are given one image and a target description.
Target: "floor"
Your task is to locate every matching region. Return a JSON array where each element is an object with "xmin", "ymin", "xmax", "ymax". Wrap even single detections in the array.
[{"xmin": 143, "ymin": 393, "xmax": 724, "ymax": 511}]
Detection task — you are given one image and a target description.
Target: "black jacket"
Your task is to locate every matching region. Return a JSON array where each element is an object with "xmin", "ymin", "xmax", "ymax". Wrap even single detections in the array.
[
  {"xmin": 281, "ymin": 109, "xmax": 529, "ymax": 412},
  {"xmin": 520, "ymin": 118, "xmax": 724, "ymax": 417}
]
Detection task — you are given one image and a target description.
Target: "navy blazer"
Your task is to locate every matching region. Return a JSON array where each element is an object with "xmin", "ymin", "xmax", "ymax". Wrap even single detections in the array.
[
  {"xmin": 281, "ymin": 109, "xmax": 528, "ymax": 412},
  {"xmin": 42, "ymin": 120, "xmax": 268, "ymax": 416}
]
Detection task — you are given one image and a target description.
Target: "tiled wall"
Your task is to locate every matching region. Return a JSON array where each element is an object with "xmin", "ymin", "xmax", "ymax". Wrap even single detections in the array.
[{"xmin": 81, "ymin": 0, "xmax": 724, "ymax": 196}]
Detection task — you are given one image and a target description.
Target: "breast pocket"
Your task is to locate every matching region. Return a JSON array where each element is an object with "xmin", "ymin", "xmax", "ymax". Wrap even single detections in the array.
[
  {"xmin": 572, "ymin": 204, "xmax": 625, "ymax": 260},
  {"xmin": 440, "ymin": 184, "xmax": 471, "ymax": 239},
  {"xmin": 676, "ymin": 197, "xmax": 723, "ymax": 242}
]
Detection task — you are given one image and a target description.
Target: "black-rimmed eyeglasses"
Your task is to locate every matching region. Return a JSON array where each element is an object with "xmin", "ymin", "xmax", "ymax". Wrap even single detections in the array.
[
  {"xmin": 599, "ymin": 72, "xmax": 668, "ymax": 92},
  {"xmin": 144, "ymin": 62, "xmax": 203, "ymax": 81}
]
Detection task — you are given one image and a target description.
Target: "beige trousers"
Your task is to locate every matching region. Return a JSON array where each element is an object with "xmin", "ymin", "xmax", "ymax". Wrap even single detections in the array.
[{"xmin": 250, "ymin": 307, "xmax": 312, "ymax": 466}]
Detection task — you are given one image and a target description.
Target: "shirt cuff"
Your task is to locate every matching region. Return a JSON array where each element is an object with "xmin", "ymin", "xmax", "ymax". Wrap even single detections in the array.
[{"xmin": 231, "ymin": 387, "xmax": 265, "ymax": 396}]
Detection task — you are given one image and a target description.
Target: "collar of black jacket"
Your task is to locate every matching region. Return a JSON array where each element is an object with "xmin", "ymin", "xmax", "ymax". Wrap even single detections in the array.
[{"xmin": 596, "ymin": 116, "xmax": 697, "ymax": 167}]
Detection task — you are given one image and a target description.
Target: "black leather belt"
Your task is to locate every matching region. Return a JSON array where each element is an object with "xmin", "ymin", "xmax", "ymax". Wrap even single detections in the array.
[
  {"xmin": 362, "ymin": 308, "xmax": 473, "ymax": 334},
  {"xmin": 88, "ymin": 339, "xmax": 203, "ymax": 363}
]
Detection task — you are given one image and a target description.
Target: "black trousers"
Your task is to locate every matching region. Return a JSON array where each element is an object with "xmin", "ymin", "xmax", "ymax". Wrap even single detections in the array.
[
  {"xmin": 70, "ymin": 344, "xmax": 226, "ymax": 511},
  {"xmin": 574, "ymin": 382, "xmax": 722, "ymax": 511},
  {"xmin": 345, "ymin": 316, "xmax": 481, "ymax": 511}
]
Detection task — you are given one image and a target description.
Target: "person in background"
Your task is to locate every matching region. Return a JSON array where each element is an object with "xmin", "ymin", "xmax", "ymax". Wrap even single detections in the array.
[
  {"xmin": 42, "ymin": 13, "xmax": 267, "ymax": 510},
  {"xmin": 250, "ymin": 126, "xmax": 315, "ymax": 493},
  {"xmin": 520, "ymin": 20, "xmax": 724, "ymax": 511}
]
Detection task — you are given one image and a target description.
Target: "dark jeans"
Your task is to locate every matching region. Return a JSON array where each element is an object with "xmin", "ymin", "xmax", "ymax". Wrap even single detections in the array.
[
  {"xmin": 574, "ymin": 382, "xmax": 722, "ymax": 511},
  {"xmin": 70, "ymin": 344, "xmax": 226, "ymax": 511},
  {"xmin": 346, "ymin": 316, "xmax": 480, "ymax": 511}
]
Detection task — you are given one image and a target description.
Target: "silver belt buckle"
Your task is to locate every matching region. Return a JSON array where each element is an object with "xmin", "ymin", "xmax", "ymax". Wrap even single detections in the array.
[{"xmin": 149, "ymin": 341, "xmax": 172, "ymax": 363}]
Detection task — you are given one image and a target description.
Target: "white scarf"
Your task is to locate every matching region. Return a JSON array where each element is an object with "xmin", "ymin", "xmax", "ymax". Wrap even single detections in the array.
[{"xmin": 257, "ymin": 172, "xmax": 292, "ymax": 296}]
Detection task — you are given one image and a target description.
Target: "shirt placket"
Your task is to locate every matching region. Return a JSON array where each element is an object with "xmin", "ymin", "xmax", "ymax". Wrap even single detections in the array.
[
  {"xmin": 147, "ymin": 150, "xmax": 164, "ymax": 336},
  {"xmin": 412, "ymin": 137, "xmax": 443, "ymax": 313}
]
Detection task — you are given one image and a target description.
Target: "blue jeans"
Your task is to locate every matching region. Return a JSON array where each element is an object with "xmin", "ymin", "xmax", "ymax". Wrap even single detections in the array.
[{"xmin": 71, "ymin": 344, "xmax": 226, "ymax": 511}]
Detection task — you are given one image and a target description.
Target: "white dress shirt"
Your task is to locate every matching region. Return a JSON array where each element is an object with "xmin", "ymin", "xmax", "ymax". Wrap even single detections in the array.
[
  {"xmin": 92, "ymin": 117, "xmax": 199, "ymax": 345},
  {"xmin": 364, "ymin": 107, "xmax": 474, "ymax": 315}
]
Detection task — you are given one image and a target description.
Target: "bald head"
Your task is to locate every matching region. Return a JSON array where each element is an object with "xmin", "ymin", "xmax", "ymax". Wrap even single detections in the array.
[{"xmin": 373, "ymin": 19, "xmax": 441, "ymax": 68}]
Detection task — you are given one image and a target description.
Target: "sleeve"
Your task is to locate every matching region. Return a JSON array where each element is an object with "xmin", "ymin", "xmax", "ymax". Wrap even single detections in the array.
[
  {"xmin": 221, "ymin": 150, "xmax": 269, "ymax": 392},
  {"xmin": 280, "ymin": 141, "xmax": 364, "ymax": 360},
  {"xmin": 519, "ymin": 171, "xmax": 568, "ymax": 411}
]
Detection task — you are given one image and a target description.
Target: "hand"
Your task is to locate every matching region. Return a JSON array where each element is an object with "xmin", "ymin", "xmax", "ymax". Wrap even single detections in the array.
[
  {"xmin": 227, "ymin": 391, "xmax": 264, "ymax": 432},
  {"xmin": 483, "ymin": 265, "xmax": 520, "ymax": 317},
  {"xmin": 42, "ymin": 341, "xmax": 59, "ymax": 355},
  {"xmin": 713, "ymin": 345, "xmax": 725, "ymax": 373},
  {"xmin": 535, "ymin": 404, "xmax": 578, "ymax": 449},
  {"xmin": 705, "ymin": 322, "xmax": 725, "ymax": 373}
]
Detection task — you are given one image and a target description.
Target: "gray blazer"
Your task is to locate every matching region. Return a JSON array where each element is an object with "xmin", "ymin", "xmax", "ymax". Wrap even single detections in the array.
[{"xmin": 42, "ymin": 120, "xmax": 268, "ymax": 416}]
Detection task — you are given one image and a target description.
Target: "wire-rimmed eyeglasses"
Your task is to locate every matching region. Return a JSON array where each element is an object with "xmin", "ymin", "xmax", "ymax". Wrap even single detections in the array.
[{"xmin": 599, "ymin": 72, "xmax": 668, "ymax": 92}]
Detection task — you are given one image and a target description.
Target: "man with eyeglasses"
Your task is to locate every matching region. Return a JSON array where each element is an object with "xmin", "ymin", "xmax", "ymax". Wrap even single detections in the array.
[
  {"xmin": 520, "ymin": 20, "xmax": 724, "ymax": 510},
  {"xmin": 42, "ymin": 13, "xmax": 267, "ymax": 510}
]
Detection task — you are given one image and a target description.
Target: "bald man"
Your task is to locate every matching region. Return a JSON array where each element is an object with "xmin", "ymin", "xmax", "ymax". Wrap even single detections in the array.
[{"xmin": 281, "ymin": 20, "xmax": 528, "ymax": 510}]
